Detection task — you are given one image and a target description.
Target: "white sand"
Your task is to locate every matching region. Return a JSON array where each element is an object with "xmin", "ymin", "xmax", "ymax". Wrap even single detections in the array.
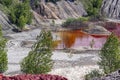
[
  {"xmin": 4, "ymin": 28, "xmax": 100, "ymax": 80},
  {"xmin": 50, "ymin": 65, "xmax": 99, "ymax": 80}
]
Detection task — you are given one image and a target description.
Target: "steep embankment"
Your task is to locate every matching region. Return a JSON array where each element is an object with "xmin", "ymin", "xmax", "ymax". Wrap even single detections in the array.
[
  {"xmin": 101, "ymin": 0, "xmax": 120, "ymax": 19},
  {"xmin": 0, "ymin": 0, "xmax": 87, "ymax": 34},
  {"xmin": 31, "ymin": 1, "xmax": 87, "ymax": 19},
  {"xmin": 0, "ymin": 10, "xmax": 15, "ymax": 34},
  {"xmin": 0, "ymin": 9, "xmax": 42, "ymax": 34}
]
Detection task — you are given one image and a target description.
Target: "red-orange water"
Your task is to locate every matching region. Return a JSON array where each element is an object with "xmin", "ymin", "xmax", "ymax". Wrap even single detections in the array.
[
  {"xmin": 56, "ymin": 30, "xmax": 107, "ymax": 49},
  {"xmin": 55, "ymin": 22, "xmax": 120, "ymax": 49}
]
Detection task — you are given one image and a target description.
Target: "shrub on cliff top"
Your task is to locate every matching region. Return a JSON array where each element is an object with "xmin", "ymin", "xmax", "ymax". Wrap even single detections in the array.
[
  {"xmin": 9, "ymin": 0, "xmax": 32, "ymax": 30},
  {"xmin": 81, "ymin": 0, "xmax": 103, "ymax": 20},
  {"xmin": 62, "ymin": 17, "xmax": 89, "ymax": 28}
]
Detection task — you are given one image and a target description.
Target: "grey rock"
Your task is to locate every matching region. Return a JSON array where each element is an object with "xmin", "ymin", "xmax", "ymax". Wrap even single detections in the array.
[
  {"xmin": 84, "ymin": 23, "xmax": 111, "ymax": 35},
  {"xmin": 0, "ymin": 11, "xmax": 15, "ymax": 35},
  {"xmin": 93, "ymin": 70, "xmax": 120, "ymax": 80},
  {"xmin": 31, "ymin": 1, "xmax": 87, "ymax": 19},
  {"xmin": 101, "ymin": 0, "xmax": 120, "ymax": 19}
]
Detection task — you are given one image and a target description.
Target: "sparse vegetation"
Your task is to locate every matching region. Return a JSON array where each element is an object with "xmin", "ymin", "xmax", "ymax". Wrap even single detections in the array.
[
  {"xmin": 0, "ymin": 25, "xmax": 8, "ymax": 73},
  {"xmin": 9, "ymin": 0, "xmax": 32, "ymax": 30},
  {"xmin": 85, "ymin": 70, "xmax": 103, "ymax": 80},
  {"xmin": 81, "ymin": 0, "xmax": 103, "ymax": 20},
  {"xmin": 21, "ymin": 30, "xmax": 53, "ymax": 74},
  {"xmin": 86, "ymin": 0, "xmax": 102, "ymax": 16},
  {"xmin": 62, "ymin": 17, "xmax": 89, "ymax": 27},
  {"xmin": 0, "ymin": 0, "xmax": 32, "ymax": 30}
]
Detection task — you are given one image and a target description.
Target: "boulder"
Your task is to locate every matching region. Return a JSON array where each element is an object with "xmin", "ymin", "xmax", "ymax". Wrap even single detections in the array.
[{"xmin": 84, "ymin": 23, "xmax": 111, "ymax": 35}]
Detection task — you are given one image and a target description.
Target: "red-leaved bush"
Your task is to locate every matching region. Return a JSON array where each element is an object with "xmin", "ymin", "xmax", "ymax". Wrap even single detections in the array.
[{"xmin": 0, "ymin": 74, "xmax": 68, "ymax": 80}]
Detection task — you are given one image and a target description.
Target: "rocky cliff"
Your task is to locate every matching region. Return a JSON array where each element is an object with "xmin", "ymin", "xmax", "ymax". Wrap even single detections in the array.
[
  {"xmin": 101, "ymin": 0, "xmax": 120, "ymax": 19},
  {"xmin": 0, "ymin": 0, "xmax": 87, "ymax": 34},
  {"xmin": 31, "ymin": 1, "xmax": 87, "ymax": 19},
  {"xmin": 0, "ymin": 11, "xmax": 15, "ymax": 34}
]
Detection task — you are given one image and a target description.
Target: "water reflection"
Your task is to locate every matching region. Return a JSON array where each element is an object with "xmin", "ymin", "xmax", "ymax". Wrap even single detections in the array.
[
  {"xmin": 55, "ymin": 30, "xmax": 107, "ymax": 49},
  {"xmin": 54, "ymin": 22, "xmax": 120, "ymax": 49}
]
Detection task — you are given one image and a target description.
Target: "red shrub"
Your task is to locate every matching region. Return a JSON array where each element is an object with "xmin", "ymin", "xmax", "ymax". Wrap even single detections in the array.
[{"xmin": 1, "ymin": 74, "xmax": 68, "ymax": 80}]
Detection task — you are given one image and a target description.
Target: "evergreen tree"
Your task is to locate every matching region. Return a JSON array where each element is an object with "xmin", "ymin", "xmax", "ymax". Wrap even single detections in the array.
[
  {"xmin": 0, "ymin": 0, "xmax": 12, "ymax": 7},
  {"xmin": 9, "ymin": 7, "xmax": 16, "ymax": 24},
  {"xmin": 86, "ymin": 0, "xmax": 102, "ymax": 18},
  {"xmin": 0, "ymin": 25, "xmax": 8, "ymax": 73},
  {"xmin": 21, "ymin": 30, "xmax": 53, "ymax": 74},
  {"xmin": 18, "ymin": 15, "xmax": 26, "ymax": 30},
  {"xmin": 98, "ymin": 33, "xmax": 120, "ymax": 74},
  {"xmin": 9, "ymin": 0, "xmax": 32, "ymax": 30}
]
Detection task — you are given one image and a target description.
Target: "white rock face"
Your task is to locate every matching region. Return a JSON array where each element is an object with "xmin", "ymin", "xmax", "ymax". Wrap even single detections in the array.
[
  {"xmin": 101, "ymin": 0, "xmax": 120, "ymax": 19},
  {"xmin": 31, "ymin": 1, "xmax": 87, "ymax": 19},
  {"xmin": 0, "ymin": 10, "xmax": 15, "ymax": 34}
]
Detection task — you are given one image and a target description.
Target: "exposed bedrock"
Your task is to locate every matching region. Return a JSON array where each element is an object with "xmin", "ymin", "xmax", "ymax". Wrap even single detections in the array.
[{"xmin": 101, "ymin": 0, "xmax": 120, "ymax": 19}]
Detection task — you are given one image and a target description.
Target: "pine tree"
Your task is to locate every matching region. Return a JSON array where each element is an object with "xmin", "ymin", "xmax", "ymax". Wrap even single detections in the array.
[
  {"xmin": 86, "ymin": 0, "xmax": 102, "ymax": 18},
  {"xmin": 9, "ymin": 0, "xmax": 32, "ymax": 30},
  {"xmin": 0, "ymin": 25, "xmax": 8, "ymax": 73},
  {"xmin": 21, "ymin": 30, "xmax": 53, "ymax": 74},
  {"xmin": 98, "ymin": 33, "xmax": 120, "ymax": 74}
]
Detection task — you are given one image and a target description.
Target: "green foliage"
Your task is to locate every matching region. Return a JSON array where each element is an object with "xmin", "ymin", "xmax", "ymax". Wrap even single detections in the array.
[
  {"xmin": 0, "ymin": 4, "xmax": 10, "ymax": 15},
  {"xmin": 0, "ymin": 0, "xmax": 12, "ymax": 7},
  {"xmin": 21, "ymin": 30, "xmax": 53, "ymax": 74},
  {"xmin": 62, "ymin": 18, "xmax": 76, "ymax": 26},
  {"xmin": 81, "ymin": 0, "xmax": 103, "ymax": 19},
  {"xmin": 0, "ymin": 25, "xmax": 8, "ymax": 73},
  {"xmin": 85, "ymin": 70, "xmax": 103, "ymax": 80},
  {"xmin": 9, "ymin": 7, "xmax": 16, "ymax": 23},
  {"xmin": 77, "ymin": 17, "xmax": 89, "ymax": 22},
  {"xmin": 98, "ymin": 33, "xmax": 120, "ymax": 74},
  {"xmin": 9, "ymin": 0, "xmax": 32, "ymax": 30},
  {"xmin": 62, "ymin": 17, "xmax": 89, "ymax": 27},
  {"xmin": 52, "ymin": 19, "xmax": 55, "ymax": 25},
  {"xmin": 18, "ymin": 15, "xmax": 27, "ymax": 30},
  {"xmin": 0, "ymin": 0, "xmax": 32, "ymax": 30}
]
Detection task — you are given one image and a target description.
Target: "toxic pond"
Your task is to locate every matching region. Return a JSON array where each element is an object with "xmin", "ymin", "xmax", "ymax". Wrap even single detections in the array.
[
  {"xmin": 54, "ymin": 22, "xmax": 120, "ymax": 50},
  {"xmin": 54, "ymin": 30, "xmax": 108, "ymax": 49}
]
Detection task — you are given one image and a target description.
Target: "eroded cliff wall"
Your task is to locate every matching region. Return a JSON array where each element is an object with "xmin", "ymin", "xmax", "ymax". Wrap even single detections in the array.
[
  {"xmin": 0, "ymin": 10, "xmax": 15, "ymax": 34},
  {"xmin": 101, "ymin": 0, "xmax": 120, "ymax": 19},
  {"xmin": 31, "ymin": 1, "xmax": 87, "ymax": 19}
]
